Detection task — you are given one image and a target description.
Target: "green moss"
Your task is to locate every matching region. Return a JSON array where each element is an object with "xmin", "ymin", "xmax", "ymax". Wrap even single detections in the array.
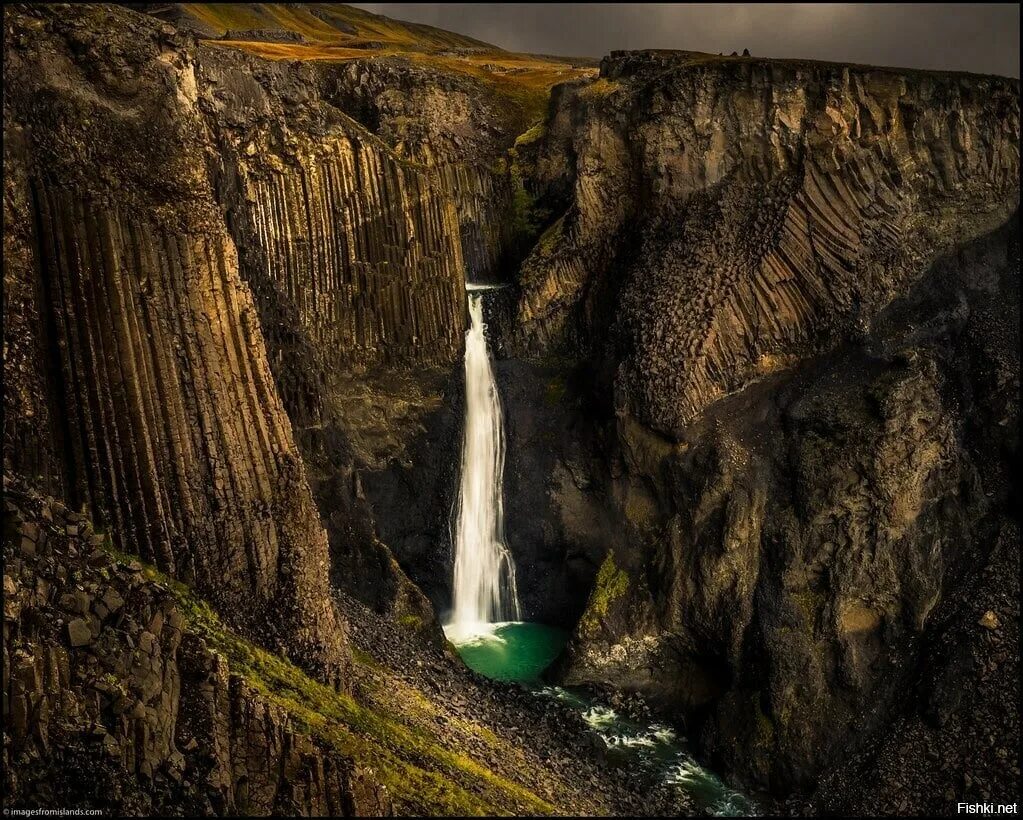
[
  {"xmin": 579, "ymin": 553, "xmax": 630, "ymax": 635},
  {"xmin": 506, "ymin": 120, "xmax": 558, "ymax": 255},
  {"xmin": 350, "ymin": 645, "xmax": 383, "ymax": 671},
  {"xmin": 531, "ymin": 213, "xmax": 566, "ymax": 262},
  {"xmin": 508, "ymin": 163, "xmax": 540, "ymax": 243},
  {"xmin": 514, "ymin": 121, "xmax": 547, "ymax": 149},
  {"xmin": 397, "ymin": 613, "xmax": 424, "ymax": 630},
  {"xmin": 101, "ymin": 548, "xmax": 556, "ymax": 816}
]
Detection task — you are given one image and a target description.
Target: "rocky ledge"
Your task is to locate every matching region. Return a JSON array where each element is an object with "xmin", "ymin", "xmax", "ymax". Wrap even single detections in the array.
[{"xmin": 2, "ymin": 477, "xmax": 390, "ymax": 815}]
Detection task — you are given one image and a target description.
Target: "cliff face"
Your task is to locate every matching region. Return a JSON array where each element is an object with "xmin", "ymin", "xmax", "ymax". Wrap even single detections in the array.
[
  {"xmin": 515, "ymin": 52, "xmax": 1020, "ymax": 792},
  {"xmin": 3, "ymin": 4, "xmax": 346, "ymax": 682},
  {"xmin": 3, "ymin": 3, "xmax": 1019, "ymax": 813},
  {"xmin": 558, "ymin": 218, "xmax": 1018, "ymax": 791},
  {"xmin": 518, "ymin": 53, "xmax": 1018, "ymax": 387},
  {"xmin": 3, "ymin": 1, "xmax": 524, "ymax": 659},
  {"xmin": 3, "ymin": 481, "xmax": 390, "ymax": 815}
]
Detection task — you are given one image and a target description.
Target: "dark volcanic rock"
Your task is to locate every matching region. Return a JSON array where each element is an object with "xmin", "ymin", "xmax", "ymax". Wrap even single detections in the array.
[
  {"xmin": 497, "ymin": 358, "xmax": 614, "ymax": 626},
  {"xmin": 505, "ymin": 47, "xmax": 1020, "ymax": 800},
  {"xmin": 3, "ymin": 1, "xmax": 348, "ymax": 683},
  {"xmin": 2, "ymin": 481, "xmax": 390, "ymax": 816},
  {"xmin": 2, "ymin": 4, "xmax": 1019, "ymax": 816},
  {"xmin": 558, "ymin": 214, "xmax": 1020, "ymax": 794}
]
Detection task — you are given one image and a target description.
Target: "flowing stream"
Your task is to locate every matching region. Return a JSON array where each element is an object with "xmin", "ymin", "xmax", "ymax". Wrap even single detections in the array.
[
  {"xmin": 449, "ymin": 623, "xmax": 756, "ymax": 816},
  {"xmin": 444, "ymin": 286, "xmax": 754, "ymax": 816}
]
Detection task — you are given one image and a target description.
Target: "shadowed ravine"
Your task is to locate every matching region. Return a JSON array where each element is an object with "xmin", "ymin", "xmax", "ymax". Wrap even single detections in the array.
[
  {"xmin": 2, "ymin": 3, "xmax": 1017, "ymax": 816},
  {"xmin": 444, "ymin": 298, "xmax": 756, "ymax": 816}
]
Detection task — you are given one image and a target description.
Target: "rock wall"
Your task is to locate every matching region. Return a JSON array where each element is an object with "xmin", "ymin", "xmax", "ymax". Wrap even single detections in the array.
[
  {"xmin": 3, "ymin": 3, "xmax": 346, "ymax": 681},
  {"xmin": 558, "ymin": 214, "xmax": 1020, "ymax": 793},
  {"xmin": 502, "ymin": 51, "xmax": 1020, "ymax": 793},
  {"xmin": 516, "ymin": 53, "xmax": 1019, "ymax": 435},
  {"xmin": 180, "ymin": 39, "xmax": 527, "ymax": 625},
  {"xmin": 806, "ymin": 521, "xmax": 1019, "ymax": 815},
  {"xmin": 3, "ymin": 481, "xmax": 390, "ymax": 816},
  {"xmin": 4, "ymin": 4, "xmax": 1019, "ymax": 810},
  {"xmin": 3, "ymin": 3, "xmax": 520, "ymax": 649}
]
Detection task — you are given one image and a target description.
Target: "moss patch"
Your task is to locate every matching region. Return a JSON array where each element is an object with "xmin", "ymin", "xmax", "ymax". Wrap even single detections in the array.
[
  {"xmin": 514, "ymin": 121, "xmax": 548, "ymax": 149},
  {"xmin": 579, "ymin": 553, "xmax": 630, "ymax": 636},
  {"xmin": 108, "ymin": 550, "xmax": 556, "ymax": 816},
  {"xmin": 578, "ymin": 77, "xmax": 621, "ymax": 100},
  {"xmin": 508, "ymin": 163, "xmax": 540, "ymax": 245},
  {"xmin": 397, "ymin": 613, "xmax": 424, "ymax": 630}
]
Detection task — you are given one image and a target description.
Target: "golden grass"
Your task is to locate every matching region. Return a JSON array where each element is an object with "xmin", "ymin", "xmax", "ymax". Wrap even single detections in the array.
[
  {"xmin": 185, "ymin": 3, "xmax": 594, "ymax": 130},
  {"xmin": 183, "ymin": 3, "xmax": 490, "ymax": 50}
]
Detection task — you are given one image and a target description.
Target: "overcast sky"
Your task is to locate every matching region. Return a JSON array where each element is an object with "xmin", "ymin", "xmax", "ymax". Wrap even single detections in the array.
[{"xmin": 353, "ymin": 3, "xmax": 1020, "ymax": 78}]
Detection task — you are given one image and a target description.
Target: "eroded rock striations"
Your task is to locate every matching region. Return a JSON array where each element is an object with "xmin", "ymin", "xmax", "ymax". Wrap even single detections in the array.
[
  {"xmin": 3, "ymin": 4, "xmax": 346, "ymax": 679},
  {"xmin": 515, "ymin": 52, "xmax": 1020, "ymax": 795}
]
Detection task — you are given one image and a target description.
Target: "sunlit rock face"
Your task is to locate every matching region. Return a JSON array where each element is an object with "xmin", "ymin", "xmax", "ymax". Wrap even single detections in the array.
[
  {"xmin": 515, "ymin": 51, "xmax": 1019, "ymax": 792},
  {"xmin": 3, "ymin": 485, "xmax": 391, "ymax": 815},
  {"xmin": 516, "ymin": 52, "xmax": 1018, "ymax": 435},
  {"xmin": 3, "ymin": 4, "xmax": 348, "ymax": 684}
]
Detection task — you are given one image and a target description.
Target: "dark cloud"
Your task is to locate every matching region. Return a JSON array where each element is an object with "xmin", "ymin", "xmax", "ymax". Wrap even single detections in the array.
[{"xmin": 353, "ymin": 3, "xmax": 1020, "ymax": 78}]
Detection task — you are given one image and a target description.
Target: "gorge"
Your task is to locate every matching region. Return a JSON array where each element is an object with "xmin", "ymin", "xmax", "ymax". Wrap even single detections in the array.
[{"xmin": 3, "ymin": 3, "xmax": 1020, "ymax": 817}]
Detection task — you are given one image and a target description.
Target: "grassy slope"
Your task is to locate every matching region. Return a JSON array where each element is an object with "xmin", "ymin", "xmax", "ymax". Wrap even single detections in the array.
[
  {"xmin": 110, "ymin": 547, "xmax": 559, "ymax": 816},
  {"xmin": 175, "ymin": 3, "xmax": 595, "ymax": 132},
  {"xmin": 181, "ymin": 2, "xmax": 493, "ymax": 50}
]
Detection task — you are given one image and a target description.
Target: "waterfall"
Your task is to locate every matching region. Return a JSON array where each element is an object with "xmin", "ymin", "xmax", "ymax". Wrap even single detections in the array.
[{"xmin": 449, "ymin": 288, "xmax": 521, "ymax": 633}]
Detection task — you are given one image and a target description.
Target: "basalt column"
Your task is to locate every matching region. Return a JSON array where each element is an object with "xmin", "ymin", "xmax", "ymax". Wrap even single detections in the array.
[{"xmin": 4, "ymin": 6, "xmax": 348, "ymax": 682}]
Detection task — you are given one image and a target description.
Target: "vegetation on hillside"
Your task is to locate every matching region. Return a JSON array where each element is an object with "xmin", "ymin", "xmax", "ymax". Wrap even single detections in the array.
[{"xmin": 110, "ymin": 548, "xmax": 558, "ymax": 816}]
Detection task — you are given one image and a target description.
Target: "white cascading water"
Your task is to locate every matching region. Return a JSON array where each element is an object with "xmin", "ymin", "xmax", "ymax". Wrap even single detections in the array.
[{"xmin": 448, "ymin": 288, "xmax": 521, "ymax": 635}]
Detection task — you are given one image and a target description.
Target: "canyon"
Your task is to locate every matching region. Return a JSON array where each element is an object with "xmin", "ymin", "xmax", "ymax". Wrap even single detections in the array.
[{"xmin": 3, "ymin": 3, "xmax": 1019, "ymax": 816}]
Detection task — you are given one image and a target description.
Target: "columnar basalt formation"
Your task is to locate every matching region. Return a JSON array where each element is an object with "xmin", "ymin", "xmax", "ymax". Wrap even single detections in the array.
[
  {"xmin": 4, "ymin": 3, "xmax": 347, "ymax": 681},
  {"xmin": 190, "ymin": 44, "xmax": 477, "ymax": 378},
  {"xmin": 242, "ymin": 144, "xmax": 468, "ymax": 370},
  {"xmin": 555, "ymin": 211, "xmax": 1020, "ymax": 792},
  {"xmin": 175, "ymin": 28, "xmax": 544, "ymax": 627},
  {"xmin": 517, "ymin": 54, "xmax": 1019, "ymax": 431},
  {"xmin": 509, "ymin": 50, "xmax": 1019, "ymax": 794},
  {"xmin": 2, "ymin": 483, "xmax": 390, "ymax": 815},
  {"xmin": 181, "ymin": 44, "xmax": 474, "ymax": 623},
  {"xmin": 3, "ymin": 3, "xmax": 1020, "ymax": 814}
]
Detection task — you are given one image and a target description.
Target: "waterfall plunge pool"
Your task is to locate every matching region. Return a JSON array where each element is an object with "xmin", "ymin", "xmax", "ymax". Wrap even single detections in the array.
[
  {"xmin": 443, "ymin": 621, "xmax": 568, "ymax": 682},
  {"xmin": 446, "ymin": 285, "xmax": 754, "ymax": 815},
  {"xmin": 444, "ymin": 621, "xmax": 757, "ymax": 817}
]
